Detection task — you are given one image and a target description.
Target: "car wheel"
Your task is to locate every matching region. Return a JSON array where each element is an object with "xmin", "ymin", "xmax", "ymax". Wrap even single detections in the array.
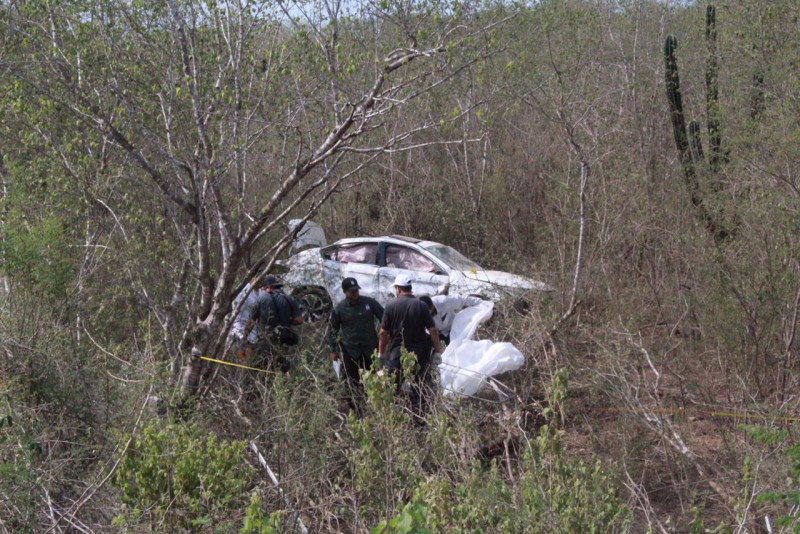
[{"xmin": 294, "ymin": 286, "xmax": 332, "ymax": 322}]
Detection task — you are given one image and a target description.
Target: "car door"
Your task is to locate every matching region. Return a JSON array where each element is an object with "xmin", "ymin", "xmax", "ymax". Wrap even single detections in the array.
[
  {"xmin": 377, "ymin": 243, "xmax": 450, "ymax": 302},
  {"xmin": 322, "ymin": 242, "xmax": 380, "ymax": 304}
]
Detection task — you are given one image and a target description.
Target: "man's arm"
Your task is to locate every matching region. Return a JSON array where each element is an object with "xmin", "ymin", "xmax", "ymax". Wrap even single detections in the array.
[
  {"xmin": 429, "ymin": 327, "xmax": 442, "ymax": 354},
  {"xmin": 240, "ymin": 297, "xmax": 261, "ymax": 342},
  {"xmin": 378, "ymin": 304, "xmax": 392, "ymax": 355},
  {"xmin": 288, "ymin": 296, "xmax": 305, "ymax": 325},
  {"xmin": 372, "ymin": 298, "xmax": 384, "ymax": 320},
  {"xmin": 420, "ymin": 302, "xmax": 441, "ymax": 353},
  {"xmin": 241, "ymin": 319, "xmax": 255, "ymax": 341},
  {"xmin": 237, "ymin": 318, "xmax": 256, "ymax": 361},
  {"xmin": 327, "ymin": 308, "xmax": 340, "ymax": 361},
  {"xmin": 378, "ymin": 328, "xmax": 391, "ymax": 355}
]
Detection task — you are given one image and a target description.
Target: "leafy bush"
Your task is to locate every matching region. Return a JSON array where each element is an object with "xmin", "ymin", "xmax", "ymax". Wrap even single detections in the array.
[
  {"xmin": 347, "ymin": 361, "xmax": 419, "ymax": 523},
  {"xmin": 412, "ymin": 374, "xmax": 631, "ymax": 533},
  {"xmin": 113, "ymin": 422, "xmax": 251, "ymax": 531},
  {"xmin": 371, "ymin": 500, "xmax": 434, "ymax": 534},
  {"xmin": 747, "ymin": 425, "xmax": 800, "ymax": 531},
  {"xmin": 356, "ymin": 367, "xmax": 631, "ymax": 533},
  {"xmin": 371, "ymin": 427, "xmax": 631, "ymax": 534},
  {"xmin": 0, "ymin": 392, "xmax": 40, "ymax": 533},
  {"xmin": 0, "ymin": 214, "xmax": 73, "ymax": 300},
  {"xmin": 240, "ymin": 492, "xmax": 284, "ymax": 534}
]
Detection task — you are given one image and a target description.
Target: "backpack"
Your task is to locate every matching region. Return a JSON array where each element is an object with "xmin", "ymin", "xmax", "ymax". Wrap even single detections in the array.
[
  {"xmin": 275, "ymin": 325, "xmax": 299, "ymax": 346},
  {"xmin": 266, "ymin": 293, "xmax": 299, "ymax": 346}
]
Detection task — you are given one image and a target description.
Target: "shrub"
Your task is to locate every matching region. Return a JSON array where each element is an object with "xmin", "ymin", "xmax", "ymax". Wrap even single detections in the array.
[
  {"xmin": 747, "ymin": 425, "xmax": 800, "ymax": 531},
  {"xmin": 113, "ymin": 421, "xmax": 251, "ymax": 531}
]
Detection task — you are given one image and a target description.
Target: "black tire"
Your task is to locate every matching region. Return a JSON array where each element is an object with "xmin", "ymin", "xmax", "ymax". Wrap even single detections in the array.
[{"xmin": 294, "ymin": 286, "xmax": 332, "ymax": 322}]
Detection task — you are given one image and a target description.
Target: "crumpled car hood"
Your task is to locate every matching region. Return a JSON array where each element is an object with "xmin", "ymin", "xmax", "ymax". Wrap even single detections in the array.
[{"xmin": 449, "ymin": 270, "xmax": 551, "ymax": 298}]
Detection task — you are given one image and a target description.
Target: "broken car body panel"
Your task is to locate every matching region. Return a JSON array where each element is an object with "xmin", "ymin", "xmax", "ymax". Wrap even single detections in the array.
[
  {"xmin": 449, "ymin": 269, "xmax": 551, "ymax": 300},
  {"xmin": 281, "ymin": 234, "xmax": 550, "ymax": 310},
  {"xmin": 288, "ymin": 219, "xmax": 327, "ymax": 253}
]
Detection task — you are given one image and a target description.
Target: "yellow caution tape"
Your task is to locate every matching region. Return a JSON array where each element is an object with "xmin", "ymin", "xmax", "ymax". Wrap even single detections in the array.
[
  {"xmin": 200, "ymin": 356, "xmax": 271, "ymax": 373},
  {"xmin": 605, "ymin": 406, "xmax": 800, "ymax": 423},
  {"xmin": 200, "ymin": 356, "xmax": 800, "ymax": 422}
]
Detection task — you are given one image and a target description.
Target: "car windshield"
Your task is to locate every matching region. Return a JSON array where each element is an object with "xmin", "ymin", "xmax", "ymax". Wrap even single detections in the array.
[{"xmin": 421, "ymin": 244, "xmax": 482, "ymax": 271}]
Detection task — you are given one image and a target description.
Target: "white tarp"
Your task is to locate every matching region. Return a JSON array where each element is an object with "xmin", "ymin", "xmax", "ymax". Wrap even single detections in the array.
[
  {"xmin": 448, "ymin": 300, "xmax": 493, "ymax": 343},
  {"xmin": 438, "ymin": 300, "xmax": 526, "ymax": 397}
]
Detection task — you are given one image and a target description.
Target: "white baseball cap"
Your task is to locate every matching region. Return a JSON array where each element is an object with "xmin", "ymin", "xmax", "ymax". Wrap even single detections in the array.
[{"xmin": 393, "ymin": 273, "xmax": 414, "ymax": 287}]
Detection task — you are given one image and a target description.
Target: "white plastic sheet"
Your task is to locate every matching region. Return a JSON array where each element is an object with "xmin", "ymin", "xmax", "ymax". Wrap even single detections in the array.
[
  {"xmin": 448, "ymin": 300, "xmax": 493, "ymax": 343},
  {"xmin": 438, "ymin": 300, "xmax": 526, "ymax": 397},
  {"xmin": 332, "ymin": 359, "xmax": 342, "ymax": 379}
]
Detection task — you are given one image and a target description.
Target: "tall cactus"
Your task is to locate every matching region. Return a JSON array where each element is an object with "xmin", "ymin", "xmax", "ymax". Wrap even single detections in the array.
[
  {"xmin": 664, "ymin": 34, "xmax": 701, "ymax": 207},
  {"xmin": 689, "ymin": 120, "xmax": 704, "ymax": 164},
  {"xmin": 664, "ymin": 29, "xmax": 727, "ymax": 241},
  {"xmin": 664, "ymin": 36, "xmax": 689, "ymax": 166},
  {"xmin": 705, "ymin": 5, "xmax": 722, "ymax": 176}
]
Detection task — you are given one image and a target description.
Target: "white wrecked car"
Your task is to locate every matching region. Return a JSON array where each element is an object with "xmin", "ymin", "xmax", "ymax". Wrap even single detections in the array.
[{"xmin": 280, "ymin": 234, "xmax": 550, "ymax": 320}]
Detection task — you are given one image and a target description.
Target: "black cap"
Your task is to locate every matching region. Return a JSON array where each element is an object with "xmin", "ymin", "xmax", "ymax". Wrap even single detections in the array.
[
  {"xmin": 342, "ymin": 277, "xmax": 360, "ymax": 292},
  {"xmin": 260, "ymin": 275, "xmax": 283, "ymax": 288}
]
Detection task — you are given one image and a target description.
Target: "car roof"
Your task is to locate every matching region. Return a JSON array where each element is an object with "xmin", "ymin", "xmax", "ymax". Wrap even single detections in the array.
[
  {"xmin": 332, "ymin": 235, "xmax": 436, "ymax": 247},
  {"xmin": 387, "ymin": 235, "xmax": 422, "ymax": 244}
]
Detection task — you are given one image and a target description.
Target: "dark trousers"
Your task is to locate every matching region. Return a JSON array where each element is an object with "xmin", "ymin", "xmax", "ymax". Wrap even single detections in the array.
[
  {"xmin": 341, "ymin": 346, "xmax": 375, "ymax": 383},
  {"xmin": 387, "ymin": 345, "xmax": 433, "ymax": 418},
  {"xmin": 340, "ymin": 346, "xmax": 376, "ymax": 415},
  {"xmin": 246, "ymin": 333, "xmax": 294, "ymax": 372}
]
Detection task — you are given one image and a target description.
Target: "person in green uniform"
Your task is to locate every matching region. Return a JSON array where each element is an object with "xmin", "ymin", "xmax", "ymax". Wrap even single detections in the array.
[{"xmin": 328, "ymin": 277, "xmax": 384, "ymax": 408}]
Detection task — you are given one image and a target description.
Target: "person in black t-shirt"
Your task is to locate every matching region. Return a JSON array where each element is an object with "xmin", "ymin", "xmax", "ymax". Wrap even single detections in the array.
[{"xmin": 379, "ymin": 274, "xmax": 442, "ymax": 417}]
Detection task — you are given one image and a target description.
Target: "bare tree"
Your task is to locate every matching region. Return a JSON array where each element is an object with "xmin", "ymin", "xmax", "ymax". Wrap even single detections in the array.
[{"xmin": 3, "ymin": 0, "xmax": 514, "ymax": 405}]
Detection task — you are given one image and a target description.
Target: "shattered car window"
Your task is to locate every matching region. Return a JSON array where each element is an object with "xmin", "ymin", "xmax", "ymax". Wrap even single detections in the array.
[
  {"xmin": 421, "ymin": 244, "xmax": 482, "ymax": 271},
  {"xmin": 327, "ymin": 243, "xmax": 377, "ymax": 264},
  {"xmin": 385, "ymin": 245, "xmax": 437, "ymax": 273}
]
